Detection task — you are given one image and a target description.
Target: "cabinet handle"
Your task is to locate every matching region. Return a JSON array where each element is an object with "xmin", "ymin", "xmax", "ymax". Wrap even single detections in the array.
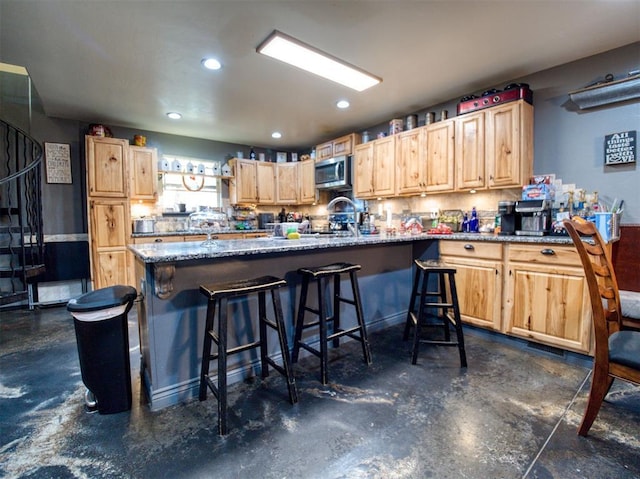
[
  {"xmin": 464, "ymin": 244, "xmax": 475, "ymax": 250},
  {"xmin": 154, "ymin": 238, "xmax": 163, "ymax": 242},
  {"xmin": 541, "ymin": 248, "xmax": 555, "ymax": 256},
  {"xmin": 109, "ymin": 156, "xmax": 118, "ymax": 162}
]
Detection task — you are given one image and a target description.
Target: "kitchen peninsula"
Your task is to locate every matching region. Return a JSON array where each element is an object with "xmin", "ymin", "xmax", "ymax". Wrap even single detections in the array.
[{"xmin": 129, "ymin": 232, "xmax": 585, "ymax": 411}]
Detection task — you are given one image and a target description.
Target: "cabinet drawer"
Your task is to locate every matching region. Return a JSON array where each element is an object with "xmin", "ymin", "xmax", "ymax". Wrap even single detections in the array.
[
  {"xmin": 507, "ymin": 244, "xmax": 581, "ymax": 267},
  {"xmin": 439, "ymin": 240, "xmax": 503, "ymax": 260}
]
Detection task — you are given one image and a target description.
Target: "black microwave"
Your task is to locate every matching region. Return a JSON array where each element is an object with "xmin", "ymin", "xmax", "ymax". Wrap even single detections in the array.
[{"xmin": 314, "ymin": 155, "xmax": 351, "ymax": 190}]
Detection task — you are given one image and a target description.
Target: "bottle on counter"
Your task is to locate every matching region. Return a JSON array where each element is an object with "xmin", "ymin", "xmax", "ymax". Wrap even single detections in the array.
[
  {"xmin": 278, "ymin": 208, "xmax": 286, "ymax": 223},
  {"xmin": 462, "ymin": 212, "xmax": 470, "ymax": 233},
  {"xmin": 470, "ymin": 207, "xmax": 479, "ymax": 233}
]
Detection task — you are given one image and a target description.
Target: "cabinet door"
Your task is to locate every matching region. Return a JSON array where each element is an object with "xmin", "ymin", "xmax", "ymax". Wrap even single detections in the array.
[
  {"xmin": 353, "ymin": 143, "xmax": 375, "ymax": 198},
  {"xmin": 486, "ymin": 101, "xmax": 533, "ymax": 189},
  {"xmin": 396, "ymin": 128, "xmax": 425, "ymax": 195},
  {"xmin": 455, "ymin": 112, "xmax": 485, "ymax": 191},
  {"xmin": 505, "ymin": 258, "xmax": 591, "ymax": 353},
  {"xmin": 89, "ymin": 199, "xmax": 130, "ymax": 289},
  {"xmin": 86, "ymin": 136, "xmax": 129, "ymax": 197},
  {"xmin": 230, "ymin": 159, "xmax": 257, "ymax": 204},
  {"xmin": 372, "ymin": 136, "xmax": 396, "ymax": 197},
  {"xmin": 333, "ymin": 134, "xmax": 355, "ymax": 157},
  {"xmin": 298, "ymin": 160, "xmax": 316, "ymax": 204},
  {"xmin": 276, "ymin": 162, "xmax": 298, "ymax": 204},
  {"xmin": 425, "ymin": 119, "xmax": 455, "ymax": 192},
  {"xmin": 256, "ymin": 162, "xmax": 275, "ymax": 204},
  {"xmin": 440, "ymin": 255, "xmax": 503, "ymax": 331},
  {"xmin": 130, "ymin": 146, "xmax": 158, "ymax": 200},
  {"xmin": 316, "ymin": 141, "xmax": 334, "ymax": 162}
]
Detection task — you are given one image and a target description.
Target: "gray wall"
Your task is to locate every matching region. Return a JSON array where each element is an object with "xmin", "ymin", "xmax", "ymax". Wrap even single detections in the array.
[{"xmin": 26, "ymin": 42, "xmax": 640, "ymax": 235}]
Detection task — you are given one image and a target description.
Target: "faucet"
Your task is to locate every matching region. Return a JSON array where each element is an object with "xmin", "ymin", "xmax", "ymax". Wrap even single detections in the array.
[{"xmin": 326, "ymin": 196, "xmax": 359, "ymax": 237}]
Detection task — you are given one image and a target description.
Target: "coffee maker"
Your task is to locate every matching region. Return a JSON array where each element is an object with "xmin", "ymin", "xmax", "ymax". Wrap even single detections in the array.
[
  {"xmin": 515, "ymin": 200, "xmax": 552, "ymax": 236},
  {"xmin": 498, "ymin": 201, "xmax": 519, "ymax": 235}
]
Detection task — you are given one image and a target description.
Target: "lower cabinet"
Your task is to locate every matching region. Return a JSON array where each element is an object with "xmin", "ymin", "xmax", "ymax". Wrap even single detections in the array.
[
  {"xmin": 440, "ymin": 241, "xmax": 503, "ymax": 331},
  {"xmin": 504, "ymin": 244, "xmax": 592, "ymax": 354},
  {"xmin": 89, "ymin": 199, "xmax": 132, "ymax": 289},
  {"xmin": 440, "ymin": 240, "xmax": 593, "ymax": 354}
]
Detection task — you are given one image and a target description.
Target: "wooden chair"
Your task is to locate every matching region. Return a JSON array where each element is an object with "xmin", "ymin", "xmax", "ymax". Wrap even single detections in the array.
[{"xmin": 563, "ymin": 219, "xmax": 640, "ymax": 436}]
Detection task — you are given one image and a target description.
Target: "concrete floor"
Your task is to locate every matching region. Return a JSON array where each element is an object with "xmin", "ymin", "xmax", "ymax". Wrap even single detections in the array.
[{"xmin": 1, "ymin": 305, "xmax": 639, "ymax": 479}]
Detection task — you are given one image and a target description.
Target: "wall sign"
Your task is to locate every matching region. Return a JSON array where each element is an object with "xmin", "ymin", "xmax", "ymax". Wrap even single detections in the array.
[
  {"xmin": 604, "ymin": 130, "xmax": 636, "ymax": 165},
  {"xmin": 45, "ymin": 142, "xmax": 72, "ymax": 184}
]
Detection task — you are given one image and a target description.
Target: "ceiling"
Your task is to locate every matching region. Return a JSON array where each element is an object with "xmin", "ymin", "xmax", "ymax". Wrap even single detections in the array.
[{"xmin": 1, "ymin": 1, "xmax": 639, "ymax": 150}]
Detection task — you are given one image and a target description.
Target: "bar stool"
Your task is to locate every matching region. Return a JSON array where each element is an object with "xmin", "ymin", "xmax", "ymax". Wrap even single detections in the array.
[
  {"xmin": 403, "ymin": 259, "xmax": 467, "ymax": 367},
  {"xmin": 199, "ymin": 275, "xmax": 298, "ymax": 435},
  {"xmin": 292, "ymin": 262, "xmax": 372, "ymax": 385}
]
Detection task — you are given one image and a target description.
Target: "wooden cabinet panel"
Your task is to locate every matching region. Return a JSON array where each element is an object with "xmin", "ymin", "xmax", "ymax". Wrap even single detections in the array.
[
  {"xmin": 229, "ymin": 158, "xmax": 257, "ymax": 204},
  {"xmin": 353, "ymin": 142, "xmax": 375, "ymax": 198},
  {"xmin": 373, "ymin": 136, "xmax": 396, "ymax": 197},
  {"xmin": 440, "ymin": 240, "xmax": 503, "ymax": 331},
  {"xmin": 396, "ymin": 127, "xmax": 425, "ymax": 195},
  {"xmin": 91, "ymin": 200, "xmax": 128, "ymax": 248},
  {"xmin": 94, "ymin": 250, "xmax": 130, "ymax": 290},
  {"xmin": 441, "ymin": 255, "xmax": 503, "ymax": 331},
  {"xmin": 130, "ymin": 146, "xmax": 158, "ymax": 199},
  {"xmin": 455, "ymin": 112, "xmax": 485, "ymax": 190},
  {"xmin": 425, "ymin": 120, "xmax": 455, "ymax": 192},
  {"xmin": 256, "ymin": 162, "xmax": 275, "ymax": 204},
  {"xmin": 505, "ymin": 244, "xmax": 592, "ymax": 353},
  {"xmin": 86, "ymin": 136, "xmax": 129, "ymax": 197},
  {"xmin": 316, "ymin": 133, "xmax": 360, "ymax": 162},
  {"xmin": 276, "ymin": 162, "xmax": 298, "ymax": 204},
  {"xmin": 455, "ymin": 100, "xmax": 533, "ymax": 191},
  {"xmin": 298, "ymin": 160, "xmax": 316, "ymax": 204},
  {"xmin": 354, "ymin": 136, "xmax": 396, "ymax": 199},
  {"xmin": 316, "ymin": 141, "xmax": 334, "ymax": 162}
]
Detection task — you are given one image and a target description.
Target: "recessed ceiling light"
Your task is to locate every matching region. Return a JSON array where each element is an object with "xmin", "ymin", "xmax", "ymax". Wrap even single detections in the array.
[
  {"xmin": 166, "ymin": 112, "xmax": 182, "ymax": 120},
  {"xmin": 257, "ymin": 30, "xmax": 381, "ymax": 92},
  {"xmin": 201, "ymin": 58, "xmax": 222, "ymax": 70},
  {"xmin": 336, "ymin": 100, "xmax": 350, "ymax": 109},
  {"xmin": 271, "ymin": 132, "xmax": 282, "ymax": 139}
]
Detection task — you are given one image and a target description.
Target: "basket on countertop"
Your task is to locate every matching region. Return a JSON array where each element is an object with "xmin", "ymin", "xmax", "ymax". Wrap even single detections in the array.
[{"xmin": 438, "ymin": 210, "xmax": 463, "ymax": 232}]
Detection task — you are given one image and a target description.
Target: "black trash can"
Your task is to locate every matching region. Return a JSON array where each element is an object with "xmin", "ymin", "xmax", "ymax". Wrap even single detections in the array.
[{"xmin": 67, "ymin": 285, "xmax": 137, "ymax": 414}]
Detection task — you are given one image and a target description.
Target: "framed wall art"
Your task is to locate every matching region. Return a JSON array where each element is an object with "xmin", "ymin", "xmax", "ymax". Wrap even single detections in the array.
[{"xmin": 45, "ymin": 142, "xmax": 72, "ymax": 184}]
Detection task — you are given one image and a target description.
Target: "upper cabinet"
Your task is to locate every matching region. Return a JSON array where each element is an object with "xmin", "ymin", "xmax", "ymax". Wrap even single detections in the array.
[
  {"xmin": 455, "ymin": 99, "xmax": 533, "ymax": 191},
  {"xmin": 130, "ymin": 146, "xmax": 158, "ymax": 200},
  {"xmin": 275, "ymin": 162, "xmax": 298, "ymax": 204},
  {"xmin": 316, "ymin": 133, "xmax": 361, "ymax": 162},
  {"xmin": 229, "ymin": 158, "xmax": 258, "ymax": 204},
  {"xmin": 256, "ymin": 162, "xmax": 276, "ymax": 204},
  {"xmin": 353, "ymin": 136, "xmax": 396, "ymax": 199},
  {"xmin": 298, "ymin": 160, "xmax": 316, "ymax": 204},
  {"xmin": 396, "ymin": 127, "xmax": 425, "ymax": 195},
  {"xmin": 424, "ymin": 119, "xmax": 455, "ymax": 193},
  {"xmin": 86, "ymin": 136, "xmax": 129, "ymax": 197}
]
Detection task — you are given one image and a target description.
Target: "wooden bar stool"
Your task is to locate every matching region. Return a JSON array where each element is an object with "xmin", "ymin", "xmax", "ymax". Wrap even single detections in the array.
[
  {"xmin": 292, "ymin": 262, "xmax": 372, "ymax": 385},
  {"xmin": 403, "ymin": 259, "xmax": 467, "ymax": 367},
  {"xmin": 199, "ymin": 275, "xmax": 298, "ymax": 435}
]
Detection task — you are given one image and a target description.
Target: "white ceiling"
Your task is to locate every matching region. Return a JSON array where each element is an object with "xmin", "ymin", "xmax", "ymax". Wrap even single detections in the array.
[{"xmin": 1, "ymin": 0, "xmax": 639, "ymax": 150}]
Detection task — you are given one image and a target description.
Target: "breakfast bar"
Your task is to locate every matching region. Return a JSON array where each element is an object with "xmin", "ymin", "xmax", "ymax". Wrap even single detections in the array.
[{"xmin": 129, "ymin": 233, "xmax": 579, "ymax": 411}]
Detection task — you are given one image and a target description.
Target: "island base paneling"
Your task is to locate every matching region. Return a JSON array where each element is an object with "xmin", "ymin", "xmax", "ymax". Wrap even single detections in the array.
[{"xmin": 135, "ymin": 240, "xmax": 438, "ymax": 410}]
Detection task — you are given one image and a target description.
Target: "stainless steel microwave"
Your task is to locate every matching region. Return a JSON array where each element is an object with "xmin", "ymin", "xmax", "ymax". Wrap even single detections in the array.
[{"xmin": 315, "ymin": 155, "xmax": 351, "ymax": 190}]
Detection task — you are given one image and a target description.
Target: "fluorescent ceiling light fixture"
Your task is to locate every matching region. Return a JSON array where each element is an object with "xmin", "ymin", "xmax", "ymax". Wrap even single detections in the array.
[
  {"xmin": 166, "ymin": 112, "xmax": 182, "ymax": 120},
  {"xmin": 201, "ymin": 58, "xmax": 221, "ymax": 70},
  {"xmin": 336, "ymin": 100, "xmax": 350, "ymax": 109},
  {"xmin": 271, "ymin": 131, "xmax": 282, "ymax": 139},
  {"xmin": 257, "ymin": 30, "xmax": 381, "ymax": 92}
]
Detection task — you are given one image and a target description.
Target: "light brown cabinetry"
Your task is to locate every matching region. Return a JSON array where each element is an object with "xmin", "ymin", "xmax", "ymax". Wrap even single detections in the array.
[
  {"xmin": 455, "ymin": 100, "xmax": 533, "ymax": 191},
  {"xmin": 229, "ymin": 158, "xmax": 259, "ymax": 204},
  {"xmin": 298, "ymin": 160, "xmax": 316, "ymax": 204},
  {"xmin": 256, "ymin": 162, "xmax": 275, "ymax": 204},
  {"xmin": 424, "ymin": 119, "xmax": 455, "ymax": 192},
  {"xmin": 86, "ymin": 136, "xmax": 129, "ymax": 197},
  {"xmin": 439, "ymin": 241, "xmax": 503, "ymax": 331},
  {"xmin": 130, "ymin": 146, "xmax": 158, "ymax": 200},
  {"xmin": 316, "ymin": 133, "xmax": 361, "ymax": 162},
  {"xmin": 353, "ymin": 136, "xmax": 395, "ymax": 199},
  {"xmin": 396, "ymin": 128, "xmax": 425, "ymax": 195},
  {"xmin": 276, "ymin": 162, "xmax": 298, "ymax": 204},
  {"xmin": 504, "ymin": 244, "xmax": 592, "ymax": 353},
  {"xmin": 89, "ymin": 199, "xmax": 131, "ymax": 289}
]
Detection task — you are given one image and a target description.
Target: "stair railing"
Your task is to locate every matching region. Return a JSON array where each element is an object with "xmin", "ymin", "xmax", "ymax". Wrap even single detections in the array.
[{"xmin": 0, "ymin": 118, "xmax": 45, "ymax": 307}]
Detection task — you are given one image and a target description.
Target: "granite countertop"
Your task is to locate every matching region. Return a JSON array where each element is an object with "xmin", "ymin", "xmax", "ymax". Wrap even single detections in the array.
[
  {"xmin": 131, "ymin": 229, "xmax": 271, "ymax": 238},
  {"xmin": 128, "ymin": 232, "xmax": 576, "ymax": 264}
]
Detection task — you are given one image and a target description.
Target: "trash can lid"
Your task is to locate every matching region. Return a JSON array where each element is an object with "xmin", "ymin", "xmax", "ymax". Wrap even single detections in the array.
[{"xmin": 67, "ymin": 285, "xmax": 137, "ymax": 312}]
